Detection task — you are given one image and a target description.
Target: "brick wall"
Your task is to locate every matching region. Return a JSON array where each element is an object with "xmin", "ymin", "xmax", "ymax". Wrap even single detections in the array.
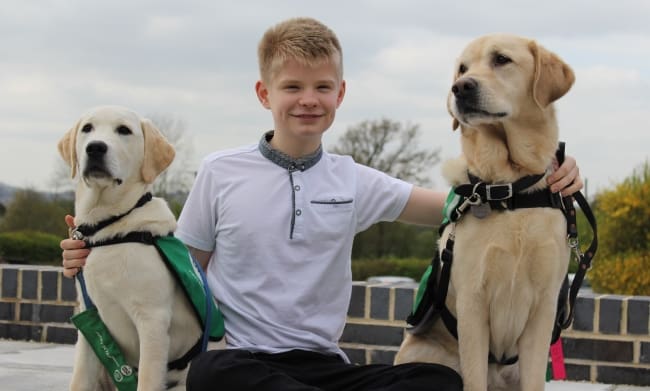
[
  {"xmin": 0, "ymin": 265, "xmax": 78, "ymax": 344},
  {"xmin": 341, "ymin": 281, "xmax": 650, "ymax": 387},
  {"xmin": 1, "ymin": 265, "xmax": 649, "ymax": 386}
]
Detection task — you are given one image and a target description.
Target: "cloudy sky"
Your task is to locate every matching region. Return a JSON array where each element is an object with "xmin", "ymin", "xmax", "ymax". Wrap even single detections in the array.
[{"xmin": 1, "ymin": 0, "xmax": 649, "ymax": 197}]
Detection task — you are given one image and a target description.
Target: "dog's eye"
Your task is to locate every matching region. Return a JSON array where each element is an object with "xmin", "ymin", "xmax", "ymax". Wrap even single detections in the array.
[
  {"xmin": 494, "ymin": 54, "xmax": 512, "ymax": 66},
  {"xmin": 458, "ymin": 64, "xmax": 467, "ymax": 74},
  {"xmin": 116, "ymin": 125, "xmax": 133, "ymax": 135},
  {"xmin": 81, "ymin": 124, "xmax": 93, "ymax": 133}
]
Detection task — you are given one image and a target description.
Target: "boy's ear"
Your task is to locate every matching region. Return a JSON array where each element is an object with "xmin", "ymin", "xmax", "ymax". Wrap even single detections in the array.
[
  {"xmin": 255, "ymin": 80, "xmax": 271, "ymax": 109},
  {"xmin": 336, "ymin": 80, "xmax": 346, "ymax": 108}
]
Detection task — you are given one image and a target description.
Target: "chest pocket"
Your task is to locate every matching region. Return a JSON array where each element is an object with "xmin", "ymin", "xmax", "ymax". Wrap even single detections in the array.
[
  {"xmin": 309, "ymin": 197, "xmax": 355, "ymax": 239},
  {"xmin": 311, "ymin": 197, "xmax": 354, "ymax": 211}
]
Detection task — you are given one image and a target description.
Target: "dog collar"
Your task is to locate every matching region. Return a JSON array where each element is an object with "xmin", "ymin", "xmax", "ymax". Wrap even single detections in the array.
[
  {"xmin": 458, "ymin": 172, "xmax": 546, "ymax": 201},
  {"xmin": 73, "ymin": 192, "xmax": 153, "ymax": 240}
]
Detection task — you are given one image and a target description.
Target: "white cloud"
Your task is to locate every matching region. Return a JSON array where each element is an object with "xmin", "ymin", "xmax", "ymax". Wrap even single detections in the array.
[
  {"xmin": 0, "ymin": 0, "xmax": 649, "ymax": 196},
  {"xmin": 143, "ymin": 15, "xmax": 187, "ymax": 38}
]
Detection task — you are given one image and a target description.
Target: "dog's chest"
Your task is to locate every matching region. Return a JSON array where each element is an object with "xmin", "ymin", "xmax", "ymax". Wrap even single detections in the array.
[
  {"xmin": 82, "ymin": 244, "xmax": 174, "ymax": 306},
  {"xmin": 449, "ymin": 209, "xmax": 569, "ymax": 287}
]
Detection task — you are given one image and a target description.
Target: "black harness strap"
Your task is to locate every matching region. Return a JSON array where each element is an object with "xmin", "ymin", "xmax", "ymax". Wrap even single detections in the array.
[
  {"xmin": 131, "ymin": 337, "xmax": 202, "ymax": 371},
  {"xmin": 562, "ymin": 191, "xmax": 597, "ymax": 324},
  {"xmin": 84, "ymin": 231, "xmax": 159, "ymax": 248},
  {"xmin": 458, "ymin": 172, "xmax": 545, "ymax": 200},
  {"xmin": 74, "ymin": 193, "xmax": 153, "ymax": 238},
  {"xmin": 554, "ymin": 142, "xmax": 599, "ymax": 331},
  {"xmin": 167, "ymin": 338, "xmax": 203, "ymax": 370},
  {"xmin": 130, "ymin": 337, "xmax": 202, "ymax": 371},
  {"xmin": 457, "ymin": 173, "xmax": 564, "ymax": 212}
]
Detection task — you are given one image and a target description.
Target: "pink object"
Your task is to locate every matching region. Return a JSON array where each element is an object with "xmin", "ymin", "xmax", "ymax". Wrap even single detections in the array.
[{"xmin": 550, "ymin": 338, "xmax": 567, "ymax": 380}]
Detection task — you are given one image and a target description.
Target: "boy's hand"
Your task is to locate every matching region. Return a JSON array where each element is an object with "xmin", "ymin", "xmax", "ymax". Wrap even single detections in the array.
[
  {"xmin": 547, "ymin": 155, "xmax": 583, "ymax": 197},
  {"xmin": 60, "ymin": 214, "xmax": 90, "ymax": 278}
]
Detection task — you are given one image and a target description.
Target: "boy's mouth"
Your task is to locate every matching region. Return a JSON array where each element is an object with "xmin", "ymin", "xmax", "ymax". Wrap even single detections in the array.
[
  {"xmin": 293, "ymin": 113, "xmax": 322, "ymax": 117},
  {"xmin": 292, "ymin": 113, "xmax": 323, "ymax": 120}
]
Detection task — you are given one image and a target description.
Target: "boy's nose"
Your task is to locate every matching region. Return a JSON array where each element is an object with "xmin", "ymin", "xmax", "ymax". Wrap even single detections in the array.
[{"xmin": 299, "ymin": 91, "xmax": 318, "ymax": 107}]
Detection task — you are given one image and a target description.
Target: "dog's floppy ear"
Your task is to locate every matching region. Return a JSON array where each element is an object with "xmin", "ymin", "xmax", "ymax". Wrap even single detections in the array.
[
  {"xmin": 57, "ymin": 121, "xmax": 79, "ymax": 178},
  {"xmin": 529, "ymin": 40, "xmax": 575, "ymax": 108},
  {"xmin": 141, "ymin": 119, "xmax": 176, "ymax": 184}
]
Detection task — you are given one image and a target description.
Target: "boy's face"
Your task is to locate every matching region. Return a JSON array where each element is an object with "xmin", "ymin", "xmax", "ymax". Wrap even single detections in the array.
[{"xmin": 256, "ymin": 58, "xmax": 345, "ymax": 149}]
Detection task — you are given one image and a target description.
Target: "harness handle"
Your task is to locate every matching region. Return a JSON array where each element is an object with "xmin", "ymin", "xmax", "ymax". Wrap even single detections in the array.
[
  {"xmin": 559, "ymin": 191, "xmax": 598, "ymax": 329},
  {"xmin": 554, "ymin": 142, "xmax": 599, "ymax": 331}
]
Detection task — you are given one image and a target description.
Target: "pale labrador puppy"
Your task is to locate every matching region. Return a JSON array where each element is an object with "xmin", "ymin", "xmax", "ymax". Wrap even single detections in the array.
[
  {"xmin": 395, "ymin": 34, "xmax": 575, "ymax": 391},
  {"xmin": 58, "ymin": 106, "xmax": 202, "ymax": 391}
]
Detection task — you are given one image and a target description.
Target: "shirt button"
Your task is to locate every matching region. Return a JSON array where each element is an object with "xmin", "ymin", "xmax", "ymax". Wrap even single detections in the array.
[
  {"xmin": 295, "ymin": 209, "xmax": 302, "ymax": 216},
  {"xmin": 294, "ymin": 185, "xmax": 301, "ymax": 191}
]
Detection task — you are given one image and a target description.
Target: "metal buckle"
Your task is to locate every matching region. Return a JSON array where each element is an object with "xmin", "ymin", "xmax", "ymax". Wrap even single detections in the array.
[
  {"xmin": 485, "ymin": 183, "xmax": 513, "ymax": 200},
  {"xmin": 71, "ymin": 229, "xmax": 84, "ymax": 240}
]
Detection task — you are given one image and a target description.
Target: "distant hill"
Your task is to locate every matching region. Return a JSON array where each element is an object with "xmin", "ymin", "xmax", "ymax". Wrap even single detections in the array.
[
  {"xmin": 0, "ymin": 182, "xmax": 73, "ymax": 206},
  {"xmin": 0, "ymin": 182, "xmax": 18, "ymax": 205}
]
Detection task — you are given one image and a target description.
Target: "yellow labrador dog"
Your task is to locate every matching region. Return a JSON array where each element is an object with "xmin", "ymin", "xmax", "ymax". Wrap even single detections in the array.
[
  {"xmin": 395, "ymin": 34, "xmax": 575, "ymax": 391},
  {"xmin": 58, "ymin": 106, "xmax": 202, "ymax": 391}
]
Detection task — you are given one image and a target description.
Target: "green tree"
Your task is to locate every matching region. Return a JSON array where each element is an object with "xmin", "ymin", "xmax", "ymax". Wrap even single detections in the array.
[
  {"xmin": 331, "ymin": 118, "xmax": 440, "ymax": 186},
  {"xmin": 0, "ymin": 189, "xmax": 73, "ymax": 238},
  {"xmin": 351, "ymin": 221, "xmax": 437, "ymax": 260},
  {"xmin": 0, "ymin": 230, "xmax": 62, "ymax": 265},
  {"xmin": 49, "ymin": 158, "xmax": 75, "ymax": 194},
  {"xmin": 330, "ymin": 119, "xmax": 441, "ymax": 260},
  {"xmin": 588, "ymin": 161, "xmax": 650, "ymax": 295},
  {"xmin": 148, "ymin": 114, "xmax": 195, "ymax": 199}
]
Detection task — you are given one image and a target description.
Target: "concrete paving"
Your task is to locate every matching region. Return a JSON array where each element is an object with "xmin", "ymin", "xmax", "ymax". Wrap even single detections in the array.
[
  {"xmin": 0, "ymin": 340, "xmax": 648, "ymax": 390},
  {"xmin": 0, "ymin": 340, "xmax": 73, "ymax": 391}
]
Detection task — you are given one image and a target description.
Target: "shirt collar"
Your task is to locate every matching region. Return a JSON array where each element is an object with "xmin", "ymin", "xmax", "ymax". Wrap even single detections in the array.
[{"xmin": 258, "ymin": 130, "xmax": 323, "ymax": 172}]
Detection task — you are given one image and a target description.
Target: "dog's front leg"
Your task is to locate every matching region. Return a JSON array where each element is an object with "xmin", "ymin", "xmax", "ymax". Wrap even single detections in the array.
[
  {"xmin": 455, "ymin": 292, "xmax": 490, "ymax": 391},
  {"xmin": 517, "ymin": 297, "xmax": 557, "ymax": 391},
  {"xmin": 134, "ymin": 312, "xmax": 172, "ymax": 391},
  {"xmin": 70, "ymin": 330, "xmax": 107, "ymax": 391}
]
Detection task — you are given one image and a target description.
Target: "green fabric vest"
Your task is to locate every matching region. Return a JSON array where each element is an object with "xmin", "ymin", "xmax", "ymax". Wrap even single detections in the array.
[{"xmin": 155, "ymin": 235, "xmax": 225, "ymax": 340}]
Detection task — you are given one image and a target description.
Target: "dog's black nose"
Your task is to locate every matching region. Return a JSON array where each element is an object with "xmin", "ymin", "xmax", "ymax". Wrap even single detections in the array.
[
  {"xmin": 86, "ymin": 141, "xmax": 108, "ymax": 158},
  {"xmin": 452, "ymin": 78, "xmax": 478, "ymax": 99}
]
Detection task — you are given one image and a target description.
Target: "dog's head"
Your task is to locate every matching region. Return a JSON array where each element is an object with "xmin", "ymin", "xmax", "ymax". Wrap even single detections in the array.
[
  {"xmin": 447, "ymin": 34, "xmax": 575, "ymax": 130},
  {"xmin": 57, "ymin": 106, "xmax": 175, "ymax": 186}
]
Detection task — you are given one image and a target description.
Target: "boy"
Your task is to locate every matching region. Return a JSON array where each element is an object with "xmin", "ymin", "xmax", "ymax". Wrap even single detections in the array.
[{"xmin": 62, "ymin": 17, "xmax": 582, "ymax": 390}]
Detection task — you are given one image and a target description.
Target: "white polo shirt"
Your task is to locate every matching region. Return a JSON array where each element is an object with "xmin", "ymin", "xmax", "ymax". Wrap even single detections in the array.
[{"xmin": 176, "ymin": 132, "xmax": 413, "ymax": 360}]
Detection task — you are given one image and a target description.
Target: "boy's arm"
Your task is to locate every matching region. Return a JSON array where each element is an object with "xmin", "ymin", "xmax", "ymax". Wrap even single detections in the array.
[
  {"xmin": 188, "ymin": 246, "xmax": 213, "ymax": 271},
  {"xmin": 397, "ymin": 186, "xmax": 447, "ymax": 227}
]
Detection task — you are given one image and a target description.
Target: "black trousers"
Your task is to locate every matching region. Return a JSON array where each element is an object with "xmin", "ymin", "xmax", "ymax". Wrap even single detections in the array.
[{"xmin": 187, "ymin": 349, "xmax": 462, "ymax": 391}]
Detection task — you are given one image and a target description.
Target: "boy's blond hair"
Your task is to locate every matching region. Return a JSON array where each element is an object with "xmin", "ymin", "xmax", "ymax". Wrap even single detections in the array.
[{"xmin": 258, "ymin": 17, "xmax": 343, "ymax": 83}]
